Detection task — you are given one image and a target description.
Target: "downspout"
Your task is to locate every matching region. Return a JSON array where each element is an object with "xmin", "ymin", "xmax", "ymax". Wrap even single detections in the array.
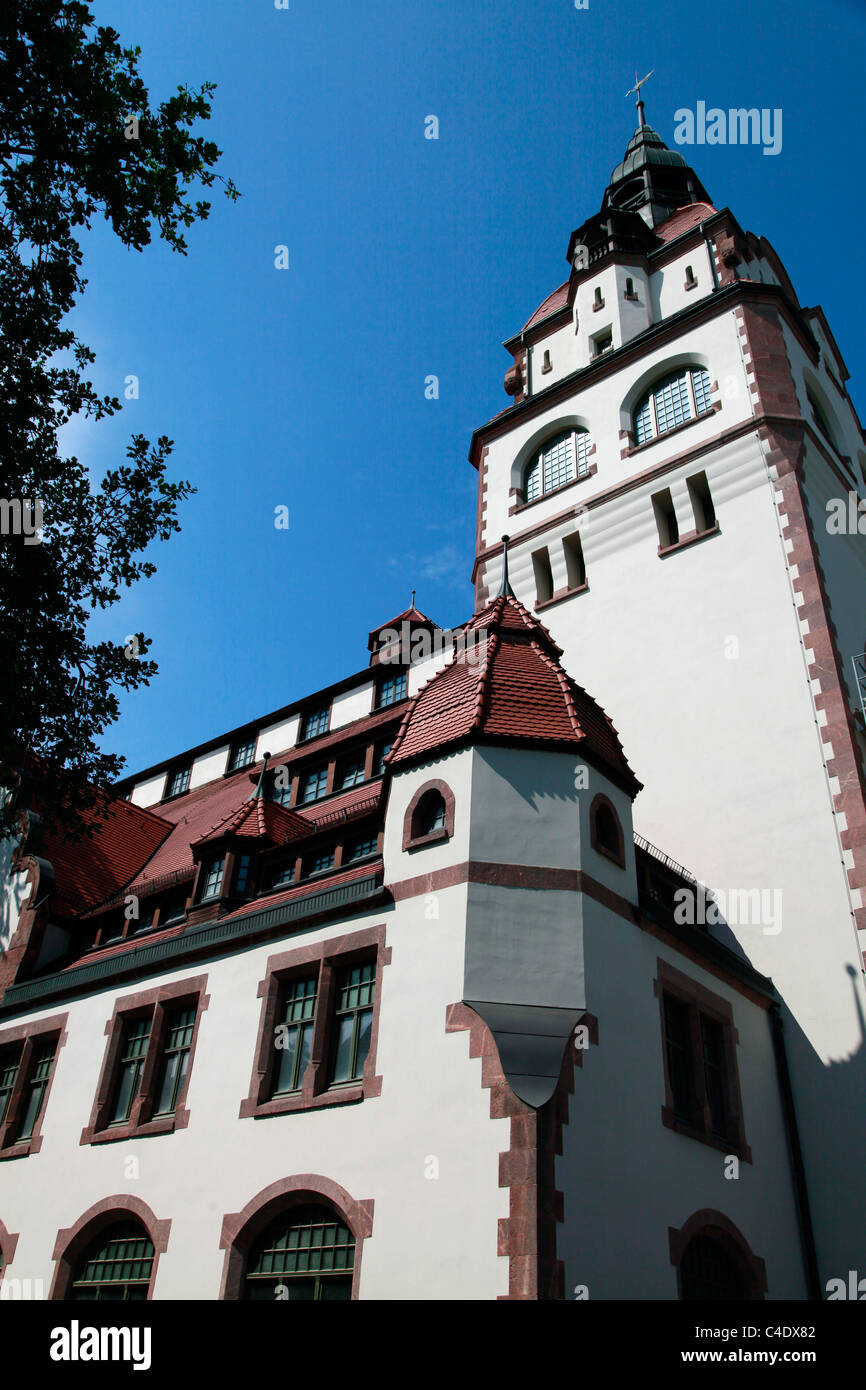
[{"xmin": 769, "ymin": 1002, "xmax": 821, "ymax": 1299}]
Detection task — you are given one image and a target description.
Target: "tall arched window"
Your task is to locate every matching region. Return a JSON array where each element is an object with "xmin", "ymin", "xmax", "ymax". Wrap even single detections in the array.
[
  {"xmin": 680, "ymin": 1234, "xmax": 752, "ymax": 1301},
  {"xmin": 69, "ymin": 1221, "xmax": 154, "ymax": 1301},
  {"xmin": 524, "ymin": 429, "xmax": 592, "ymax": 502},
  {"xmin": 633, "ymin": 367, "xmax": 712, "ymax": 446},
  {"xmin": 413, "ymin": 789, "xmax": 446, "ymax": 838},
  {"xmin": 243, "ymin": 1204, "xmax": 355, "ymax": 1301}
]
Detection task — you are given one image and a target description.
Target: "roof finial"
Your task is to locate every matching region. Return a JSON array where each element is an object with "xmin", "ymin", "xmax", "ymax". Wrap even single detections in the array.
[
  {"xmin": 625, "ymin": 68, "xmax": 654, "ymax": 129},
  {"xmin": 497, "ymin": 535, "xmax": 515, "ymax": 598},
  {"xmin": 248, "ymin": 752, "xmax": 271, "ymax": 801},
  {"xmin": 410, "ymin": 588, "xmax": 416, "ymax": 609}
]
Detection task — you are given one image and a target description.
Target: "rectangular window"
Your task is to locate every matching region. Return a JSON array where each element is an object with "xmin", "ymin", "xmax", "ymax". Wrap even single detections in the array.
[
  {"xmin": 16, "ymin": 1039, "xmax": 56, "ymax": 1141},
  {"xmin": 375, "ymin": 743, "xmax": 392, "ymax": 776},
  {"xmin": 160, "ymin": 894, "xmax": 187, "ymax": 925},
  {"xmin": 301, "ymin": 707, "xmax": 330, "ymax": 741},
  {"xmin": 652, "ymin": 488, "xmax": 679, "ymax": 549},
  {"xmin": 166, "ymin": 765, "xmax": 191, "ymax": 798},
  {"xmin": 663, "ymin": 995, "xmax": 694, "ymax": 1124},
  {"xmin": 532, "ymin": 547, "xmax": 554, "ymax": 605},
  {"xmin": 110, "ymin": 1017, "xmax": 152, "ymax": 1125},
  {"xmin": 330, "ymin": 962, "xmax": 376, "ymax": 1085},
  {"xmin": 687, "ymin": 470, "xmax": 716, "ymax": 533},
  {"xmin": 658, "ymin": 965, "xmax": 746, "ymax": 1156},
  {"xmin": 0, "ymin": 1048, "xmax": 20, "ymax": 1126},
  {"xmin": 200, "ymin": 856, "xmax": 225, "ymax": 901},
  {"xmin": 300, "ymin": 767, "xmax": 328, "ymax": 804},
  {"xmin": 634, "ymin": 397, "xmax": 653, "ymax": 446},
  {"xmin": 376, "ymin": 672, "xmax": 407, "ymax": 709},
  {"xmin": 266, "ymin": 858, "xmax": 296, "ymax": 890},
  {"xmin": 153, "ymin": 1007, "xmax": 196, "ymax": 1117},
  {"xmin": 234, "ymin": 854, "xmax": 252, "ymax": 896},
  {"xmin": 272, "ymin": 977, "xmax": 318, "ymax": 1095},
  {"xmin": 592, "ymin": 329, "xmax": 613, "ymax": 357},
  {"xmin": 229, "ymin": 737, "xmax": 256, "ymax": 772},
  {"xmin": 338, "ymin": 753, "xmax": 366, "ymax": 789},
  {"xmin": 563, "ymin": 532, "xmax": 586, "ymax": 590},
  {"xmin": 269, "ymin": 775, "xmax": 292, "ymax": 806},
  {"xmin": 307, "ymin": 848, "xmax": 335, "ymax": 876},
  {"xmin": 346, "ymin": 835, "xmax": 379, "ymax": 862}
]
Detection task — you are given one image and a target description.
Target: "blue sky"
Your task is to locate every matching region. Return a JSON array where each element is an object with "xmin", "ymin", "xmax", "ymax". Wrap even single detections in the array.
[{"xmin": 71, "ymin": 0, "xmax": 865, "ymax": 775}]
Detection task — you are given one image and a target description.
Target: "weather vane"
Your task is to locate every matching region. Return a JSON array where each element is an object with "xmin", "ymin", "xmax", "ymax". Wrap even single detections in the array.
[{"xmin": 625, "ymin": 68, "xmax": 654, "ymax": 127}]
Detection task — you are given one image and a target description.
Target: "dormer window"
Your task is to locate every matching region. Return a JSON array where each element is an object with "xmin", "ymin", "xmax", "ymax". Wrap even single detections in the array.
[
  {"xmin": 338, "ymin": 752, "xmax": 366, "ymax": 789},
  {"xmin": 307, "ymin": 847, "xmax": 335, "ymax": 877},
  {"xmin": 633, "ymin": 366, "xmax": 712, "ymax": 446},
  {"xmin": 301, "ymin": 706, "xmax": 330, "ymax": 741},
  {"xmin": 228, "ymin": 737, "xmax": 256, "ymax": 772},
  {"xmin": 524, "ymin": 429, "xmax": 592, "ymax": 504},
  {"xmin": 165, "ymin": 765, "xmax": 191, "ymax": 799},
  {"xmin": 376, "ymin": 671, "xmax": 407, "ymax": 709},
  {"xmin": 346, "ymin": 835, "xmax": 379, "ymax": 863},
  {"xmin": 234, "ymin": 854, "xmax": 252, "ymax": 896},
  {"xmin": 200, "ymin": 855, "xmax": 226, "ymax": 902},
  {"xmin": 375, "ymin": 742, "xmax": 392, "ymax": 776}
]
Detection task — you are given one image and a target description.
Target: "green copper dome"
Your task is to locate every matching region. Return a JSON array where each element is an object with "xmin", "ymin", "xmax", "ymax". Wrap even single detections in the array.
[{"xmin": 609, "ymin": 123, "xmax": 690, "ymax": 183}]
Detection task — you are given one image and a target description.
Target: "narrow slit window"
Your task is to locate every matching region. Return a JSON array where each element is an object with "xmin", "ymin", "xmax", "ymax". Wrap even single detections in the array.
[
  {"xmin": 563, "ymin": 532, "xmax": 586, "ymax": 590},
  {"xmin": 687, "ymin": 471, "xmax": 716, "ymax": 533},
  {"xmin": 273, "ymin": 976, "xmax": 318, "ymax": 1096},
  {"xmin": 532, "ymin": 547, "xmax": 554, "ymax": 605},
  {"xmin": 652, "ymin": 489, "xmax": 680, "ymax": 549}
]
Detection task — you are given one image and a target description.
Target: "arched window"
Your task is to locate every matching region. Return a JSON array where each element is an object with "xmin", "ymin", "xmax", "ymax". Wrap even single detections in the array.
[
  {"xmin": 524, "ymin": 429, "xmax": 592, "ymax": 503},
  {"xmin": 680, "ymin": 1234, "xmax": 752, "ymax": 1301},
  {"xmin": 243, "ymin": 1204, "xmax": 354, "ymax": 1301},
  {"xmin": 590, "ymin": 794, "xmax": 625, "ymax": 867},
  {"xmin": 413, "ymin": 789, "xmax": 446, "ymax": 838},
  {"xmin": 806, "ymin": 388, "xmax": 837, "ymax": 450},
  {"xmin": 633, "ymin": 367, "xmax": 712, "ymax": 446},
  {"xmin": 69, "ymin": 1221, "xmax": 154, "ymax": 1301}
]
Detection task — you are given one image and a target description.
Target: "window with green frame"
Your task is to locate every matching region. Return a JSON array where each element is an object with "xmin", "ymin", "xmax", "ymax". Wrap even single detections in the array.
[
  {"xmin": 330, "ymin": 962, "xmax": 375, "ymax": 1085},
  {"xmin": 152, "ymin": 1006, "xmax": 196, "ymax": 1117},
  {"xmin": 0, "ymin": 1047, "xmax": 20, "ymax": 1126},
  {"xmin": 16, "ymin": 1038, "xmax": 56, "ymax": 1141},
  {"xmin": 69, "ymin": 1222, "xmax": 155, "ymax": 1301},
  {"xmin": 110, "ymin": 1017, "xmax": 151, "ymax": 1125},
  {"xmin": 243, "ymin": 1204, "xmax": 354, "ymax": 1301},
  {"xmin": 272, "ymin": 977, "xmax": 317, "ymax": 1096}
]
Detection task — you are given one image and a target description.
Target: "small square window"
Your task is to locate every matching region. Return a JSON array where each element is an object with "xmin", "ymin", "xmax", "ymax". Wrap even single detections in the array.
[
  {"xmin": 376, "ymin": 672, "xmax": 407, "ymax": 709},
  {"xmin": 266, "ymin": 859, "xmax": 295, "ymax": 890},
  {"xmin": 229, "ymin": 738, "xmax": 257, "ymax": 772},
  {"xmin": 166, "ymin": 766, "xmax": 191, "ymax": 799},
  {"xmin": 346, "ymin": 835, "xmax": 379, "ymax": 862},
  {"xmin": 307, "ymin": 848, "xmax": 335, "ymax": 877},
  {"xmin": 592, "ymin": 330, "xmax": 613, "ymax": 358},
  {"xmin": 301, "ymin": 707, "xmax": 330, "ymax": 741}
]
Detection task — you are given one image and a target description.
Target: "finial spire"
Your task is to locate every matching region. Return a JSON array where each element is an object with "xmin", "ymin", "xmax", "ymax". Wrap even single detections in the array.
[
  {"xmin": 248, "ymin": 752, "xmax": 271, "ymax": 801},
  {"xmin": 497, "ymin": 535, "xmax": 515, "ymax": 598},
  {"xmin": 411, "ymin": 588, "xmax": 416, "ymax": 609},
  {"xmin": 625, "ymin": 68, "xmax": 654, "ymax": 128}
]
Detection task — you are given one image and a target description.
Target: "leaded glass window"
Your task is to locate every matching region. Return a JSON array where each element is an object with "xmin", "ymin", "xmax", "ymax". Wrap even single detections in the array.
[
  {"xmin": 330, "ymin": 962, "xmax": 375, "ymax": 1085},
  {"xmin": 110, "ymin": 1017, "xmax": 151, "ymax": 1124},
  {"xmin": 633, "ymin": 367, "xmax": 713, "ymax": 446},
  {"xmin": 153, "ymin": 1007, "xmax": 196, "ymax": 1117},
  {"xmin": 273, "ymin": 977, "xmax": 317, "ymax": 1095},
  {"xmin": 243, "ymin": 1204, "xmax": 354, "ymax": 1301},
  {"xmin": 523, "ymin": 429, "xmax": 592, "ymax": 503},
  {"xmin": 70, "ymin": 1222, "xmax": 154, "ymax": 1301}
]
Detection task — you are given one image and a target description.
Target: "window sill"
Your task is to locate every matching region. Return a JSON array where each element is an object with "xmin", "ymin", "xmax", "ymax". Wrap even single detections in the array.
[
  {"xmin": 509, "ymin": 464, "xmax": 597, "ymax": 516},
  {"xmin": 80, "ymin": 1110, "xmax": 188, "ymax": 1146},
  {"xmin": 594, "ymin": 840, "xmax": 626, "ymax": 869},
  {"xmin": 658, "ymin": 522, "xmax": 719, "ymax": 558},
  {"xmin": 405, "ymin": 827, "xmax": 450, "ymax": 853},
  {"xmin": 240, "ymin": 1077, "xmax": 381, "ymax": 1121},
  {"xmin": 0, "ymin": 1138, "xmax": 42, "ymax": 1161},
  {"xmin": 661, "ymin": 1107, "xmax": 752, "ymax": 1163},
  {"xmin": 624, "ymin": 405, "xmax": 719, "ymax": 458},
  {"xmin": 535, "ymin": 583, "xmax": 588, "ymax": 613}
]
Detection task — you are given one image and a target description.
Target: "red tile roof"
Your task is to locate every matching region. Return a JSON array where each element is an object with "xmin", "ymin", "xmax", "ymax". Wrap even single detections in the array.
[
  {"xmin": 193, "ymin": 796, "xmax": 312, "ymax": 848},
  {"xmin": 655, "ymin": 202, "xmax": 717, "ymax": 243},
  {"xmin": 523, "ymin": 281, "xmax": 570, "ymax": 331},
  {"xmin": 43, "ymin": 797, "xmax": 173, "ymax": 918},
  {"xmin": 386, "ymin": 594, "xmax": 641, "ymax": 794}
]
